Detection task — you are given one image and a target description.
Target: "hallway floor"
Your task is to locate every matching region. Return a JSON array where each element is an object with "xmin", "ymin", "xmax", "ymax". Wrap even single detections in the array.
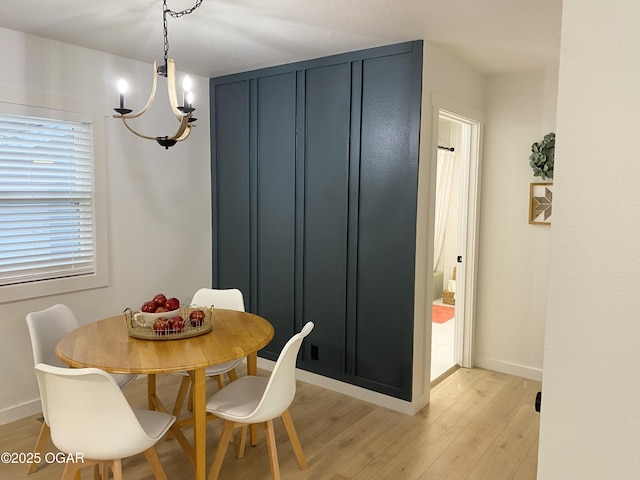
[{"xmin": 432, "ymin": 299, "xmax": 456, "ymax": 381}]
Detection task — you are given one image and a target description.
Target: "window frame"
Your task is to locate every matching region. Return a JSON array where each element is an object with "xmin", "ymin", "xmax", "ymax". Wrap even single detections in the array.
[{"xmin": 0, "ymin": 101, "xmax": 108, "ymax": 303}]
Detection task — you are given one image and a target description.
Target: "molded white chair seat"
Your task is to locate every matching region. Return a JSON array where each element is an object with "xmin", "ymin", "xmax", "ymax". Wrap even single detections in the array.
[
  {"xmin": 206, "ymin": 376, "xmax": 268, "ymax": 418},
  {"xmin": 206, "ymin": 322, "xmax": 314, "ymax": 480},
  {"xmin": 35, "ymin": 363, "xmax": 175, "ymax": 480},
  {"xmin": 171, "ymin": 288, "xmax": 245, "ymax": 417},
  {"xmin": 25, "ymin": 304, "xmax": 137, "ymax": 474}
]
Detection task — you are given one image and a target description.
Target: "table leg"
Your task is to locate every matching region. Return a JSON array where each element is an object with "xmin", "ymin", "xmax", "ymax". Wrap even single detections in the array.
[
  {"xmin": 192, "ymin": 368, "xmax": 207, "ymax": 480},
  {"xmin": 246, "ymin": 352, "xmax": 258, "ymax": 376},
  {"xmin": 247, "ymin": 353, "xmax": 259, "ymax": 446},
  {"xmin": 147, "ymin": 374, "xmax": 156, "ymax": 410}
]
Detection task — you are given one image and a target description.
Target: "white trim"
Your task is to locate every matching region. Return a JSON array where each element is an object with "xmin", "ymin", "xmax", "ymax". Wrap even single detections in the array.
[
  {"xmin": 475, "ymin": 357, "xmax": 543, "ymax": 382},
  {"xmin": 0, "ymin": 99, "xmax": 109, "ymax": 304},
  {"xmin": 431, "ymin": 93, "xmax": 485, "ymax": 124},
  {"xmin": 0, "ymin": 398, "xmax": 41, "ymax": 426},
  {"xmin": 431, "ymin": 93, "xmax": 484, "ymax": 370},
  {"xmin": 257, "ymin": 358, "xmax": 419, "ymax": 415}
]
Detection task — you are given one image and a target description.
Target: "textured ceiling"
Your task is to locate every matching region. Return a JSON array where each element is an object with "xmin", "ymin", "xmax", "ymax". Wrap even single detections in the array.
[{"xmin": 0, "ymin": 0, "xmax": 562, "ymax": 78}]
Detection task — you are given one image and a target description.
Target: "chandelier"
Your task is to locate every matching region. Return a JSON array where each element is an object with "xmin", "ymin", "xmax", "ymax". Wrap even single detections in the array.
[{"xmin": 113, "ymin": 0, "xmax": 203, "ymax": 149}]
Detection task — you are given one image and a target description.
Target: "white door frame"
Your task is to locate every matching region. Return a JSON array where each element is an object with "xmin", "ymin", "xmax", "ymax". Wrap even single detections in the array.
[{"xmin": 431, "ymin": 93, "xmax": 484, "ymax": 369}]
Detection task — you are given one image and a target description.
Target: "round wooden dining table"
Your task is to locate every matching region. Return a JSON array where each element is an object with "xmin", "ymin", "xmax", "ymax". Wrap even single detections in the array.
[{"xmin": 56, "ymin": 308, "xmax": 274, "ymax": 480}]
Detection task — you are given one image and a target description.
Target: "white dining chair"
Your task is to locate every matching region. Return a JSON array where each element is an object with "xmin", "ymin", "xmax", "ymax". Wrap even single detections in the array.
[
  {"xmin": 206, "ymin": 321, "xmax": 314, "ymax": 480},
  {"xmin": 171, "ymin": 288, "xmax": 245, "ymax": 417},
  {"xmin": 25, "ymin": 304, "xmax": 137, "ymax": 474},
  {"xmin": 34, "ymin": 363, "xmax": 175, "ymax": 480}
]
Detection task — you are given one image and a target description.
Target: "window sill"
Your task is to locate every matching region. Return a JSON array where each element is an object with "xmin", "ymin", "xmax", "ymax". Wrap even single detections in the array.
[{"xmin": 0, "ymin": 271, "xmax": 108, "ymax": 304}]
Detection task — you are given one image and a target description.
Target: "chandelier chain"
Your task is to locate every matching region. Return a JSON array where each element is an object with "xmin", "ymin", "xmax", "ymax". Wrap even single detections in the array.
[
  {"xmin": 166, "ymin": 0, "xmax": 204, "ymax": 18},
  {"xmin": 162, "ymin": 0, "xmax": 204, "ymax": 66}
]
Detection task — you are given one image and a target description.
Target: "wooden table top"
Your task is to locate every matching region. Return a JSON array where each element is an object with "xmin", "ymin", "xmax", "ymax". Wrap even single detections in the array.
[{"xmin": 56, "ymin": 308, "xmax": 274, "ymax": 375}]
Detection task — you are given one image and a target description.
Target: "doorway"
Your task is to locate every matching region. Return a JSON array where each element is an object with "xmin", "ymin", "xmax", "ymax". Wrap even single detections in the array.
[
  {"xmin": 430, "ymin": 95, "xmax": 483, "ymax": 383},
  {"xmin": 431, "ymin": 116, "xmax": 461, "ymax": 381}
]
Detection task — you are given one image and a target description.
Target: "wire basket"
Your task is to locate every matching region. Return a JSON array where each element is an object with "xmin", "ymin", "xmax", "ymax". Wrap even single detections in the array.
[
  {"xmin": 124, "ymin": 305, "xmax": 213, "ymax": 340},
  {"xmin": 442, "ymin": 290, "xmax": 455, "ymax": 305},
  {"xmin": 442, "ymin": 266, "xmax": 456, "ymax": 305}
]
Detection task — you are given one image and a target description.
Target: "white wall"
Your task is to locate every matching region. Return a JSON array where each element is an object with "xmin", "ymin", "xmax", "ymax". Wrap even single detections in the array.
[
  {"xmin": 538, "ymin": 1, "xmax": 640, "ymax": 477},
  {"xmin": 474, "ymin": 69, "xmax": 558, "ymax": 381},
  {"xmin": 0, "ymin": 27, "xmax": 211, "ymax": 424},
  {"xmin": 414, "ymin": 43, "xmax": 560, "ymax": 408}
]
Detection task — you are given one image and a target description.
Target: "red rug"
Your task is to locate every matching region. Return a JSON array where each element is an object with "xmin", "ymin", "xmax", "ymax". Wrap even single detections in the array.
[{"xmin": 432, "ymin": 304, "xmax": 455, "ymax": 324}]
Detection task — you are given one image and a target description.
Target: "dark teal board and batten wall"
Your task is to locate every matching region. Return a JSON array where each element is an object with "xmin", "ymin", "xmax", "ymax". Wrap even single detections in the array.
[{"xmin": 210, "ymin": 40, "xmax": 423, "ymax": 401}]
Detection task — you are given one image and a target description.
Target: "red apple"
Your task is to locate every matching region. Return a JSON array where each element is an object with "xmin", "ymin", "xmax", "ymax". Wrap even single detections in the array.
[
  {"xmin": 155, "ymin": 306, "xmax": 169, "ymax": 314},
  {"xmin": 152, "ymin": 293, "xmax": 167, "ymax": 309},
  {"xmin": 153, "ymin": 317, "xmax": 169, "ymax": 335},
  {"xmin": 164, "ymin": 297, "xmax": 180, "ymax": 311},
  {"xmin": 170, "ymin": 316, "xmax": 185, "ymax": 333},
  {"xmin": 141, "ymin": 301, "xmax": 156, "ymax": 313},
  {"xmin": 189, "ymin": 309, "xmax": 205, "ymax": 327}
]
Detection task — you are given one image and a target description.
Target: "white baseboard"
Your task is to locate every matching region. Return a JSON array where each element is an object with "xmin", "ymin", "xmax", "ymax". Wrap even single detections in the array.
[
  {"xmin": 0, "ymin": 398, "xmax": 41, "ymax": 426},
  {"xmin": 256, "ymin": 358, "xmax": 420, "ymax": 415},
  {"xmin": 474, "ymin": 357, "xmax": 543, "ymax": 382},
  {"xmin": 1, "ymin": 360, "xmax": 538, "ymax": 426}
]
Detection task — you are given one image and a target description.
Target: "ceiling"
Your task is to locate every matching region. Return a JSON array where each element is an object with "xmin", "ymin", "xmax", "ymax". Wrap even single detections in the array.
[{"xmin": 0, "ymin": 0, "xmax": 563, "ymax": 78}]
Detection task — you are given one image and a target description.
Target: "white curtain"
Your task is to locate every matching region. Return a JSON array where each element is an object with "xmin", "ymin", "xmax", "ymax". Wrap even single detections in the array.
[{"xmin": 433, "ymin": 149, "xmax": 455, "ymax": 271}]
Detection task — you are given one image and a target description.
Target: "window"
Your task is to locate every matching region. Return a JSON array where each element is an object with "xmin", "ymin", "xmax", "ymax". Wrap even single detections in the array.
[{"xmin": 0, "ymin": 105, "xmax": 107, "ymax": 302}]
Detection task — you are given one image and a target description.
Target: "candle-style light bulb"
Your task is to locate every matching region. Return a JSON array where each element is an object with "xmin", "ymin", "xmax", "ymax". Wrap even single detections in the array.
[
  {"xmin": 186, "ymin": 91, "xmax": 194, "ymax": 108},
  {"xmin": 182, "ymin": 75, "xmax": 192, "ymax": 107},
  {"xmin": 117, "ymin": 78, "xmax": 128, "ymax": 109},
  {"xmin": 182, "ymin": 75, "xmax": 192, "ymax": 93},
  {"xmin": 118, "ymin": 78, "xmax": 128, "ymax": 94}
]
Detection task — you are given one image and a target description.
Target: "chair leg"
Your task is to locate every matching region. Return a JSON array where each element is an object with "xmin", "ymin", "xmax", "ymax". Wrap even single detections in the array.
[
  {"xmin": 26, "ymin": 421, "xmax": 50, "ymax": 474},
  {"xmin": 213, "ymin": 374, "xmax": 225, "ymax": 390},
  {"xmin": 60, "ymin": 461, "xmax": 82, "ymax": 480},
  {"xmin": 165, "ymin": 376, "xmax": 192, "ymax": 441},
  {"xmin": 207, "ymin": 420, "xmax": 235, "ymax": 480},
  {"xmin": 188, "ymin": 381, "xmax": 194, "ymax": 412},
  {"xmin": 111, "ymin": 459, "xmax": 123, "ymax": 480},
  {"xmin": 280, "ymin": 409, "xmax": 308, "ymax": 470},
  {"xmin": 236, "ymin": 425, "xmax": 248, "ymax": 458},
  {"xmin": 227, "ymin": 368, "xmax": 238, "ymax": 382},
  {"xmin": 60, "ymin": 458, "xmax": 104, "ymax": 480},
  {"xmin": 263, "ymin": 420, "xmax": 281, "ymax": 480},
  {"xmin": 99, "ymin": 462, "xmax": 110, "ymax": 480},
  {"xmin": 173, "ymin": 376, "xmax": 191, "ymax": 417},
  {"xmin": 143, "ymin": 447, "xmax": 169, "ymax": 480}
]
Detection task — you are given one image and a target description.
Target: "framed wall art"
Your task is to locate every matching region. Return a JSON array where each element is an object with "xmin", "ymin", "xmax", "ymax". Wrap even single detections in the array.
[{"xmin": 529, "ymin": 182, "xmax": 553, "ymax": 224}]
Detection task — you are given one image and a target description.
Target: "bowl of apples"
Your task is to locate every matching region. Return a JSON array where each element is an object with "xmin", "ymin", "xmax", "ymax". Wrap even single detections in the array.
[
  {"xmin": 125, "ymin": 294, "xmax": 213, "ymax": 340},
  {"xmin": 134, "ymin": 293, "xmax": 181, "ymax": 327}
]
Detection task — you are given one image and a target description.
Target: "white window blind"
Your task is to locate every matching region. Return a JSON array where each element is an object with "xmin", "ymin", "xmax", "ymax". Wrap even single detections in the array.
[{"xmin": 0, "ymin": 113, "xmax": 95, "ymax": 287}]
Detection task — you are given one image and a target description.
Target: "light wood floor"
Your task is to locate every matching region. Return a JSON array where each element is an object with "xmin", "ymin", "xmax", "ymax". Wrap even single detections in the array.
[{"xmin": 0, "ymin": 367, "xmax": 541, "ymax": 479}]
